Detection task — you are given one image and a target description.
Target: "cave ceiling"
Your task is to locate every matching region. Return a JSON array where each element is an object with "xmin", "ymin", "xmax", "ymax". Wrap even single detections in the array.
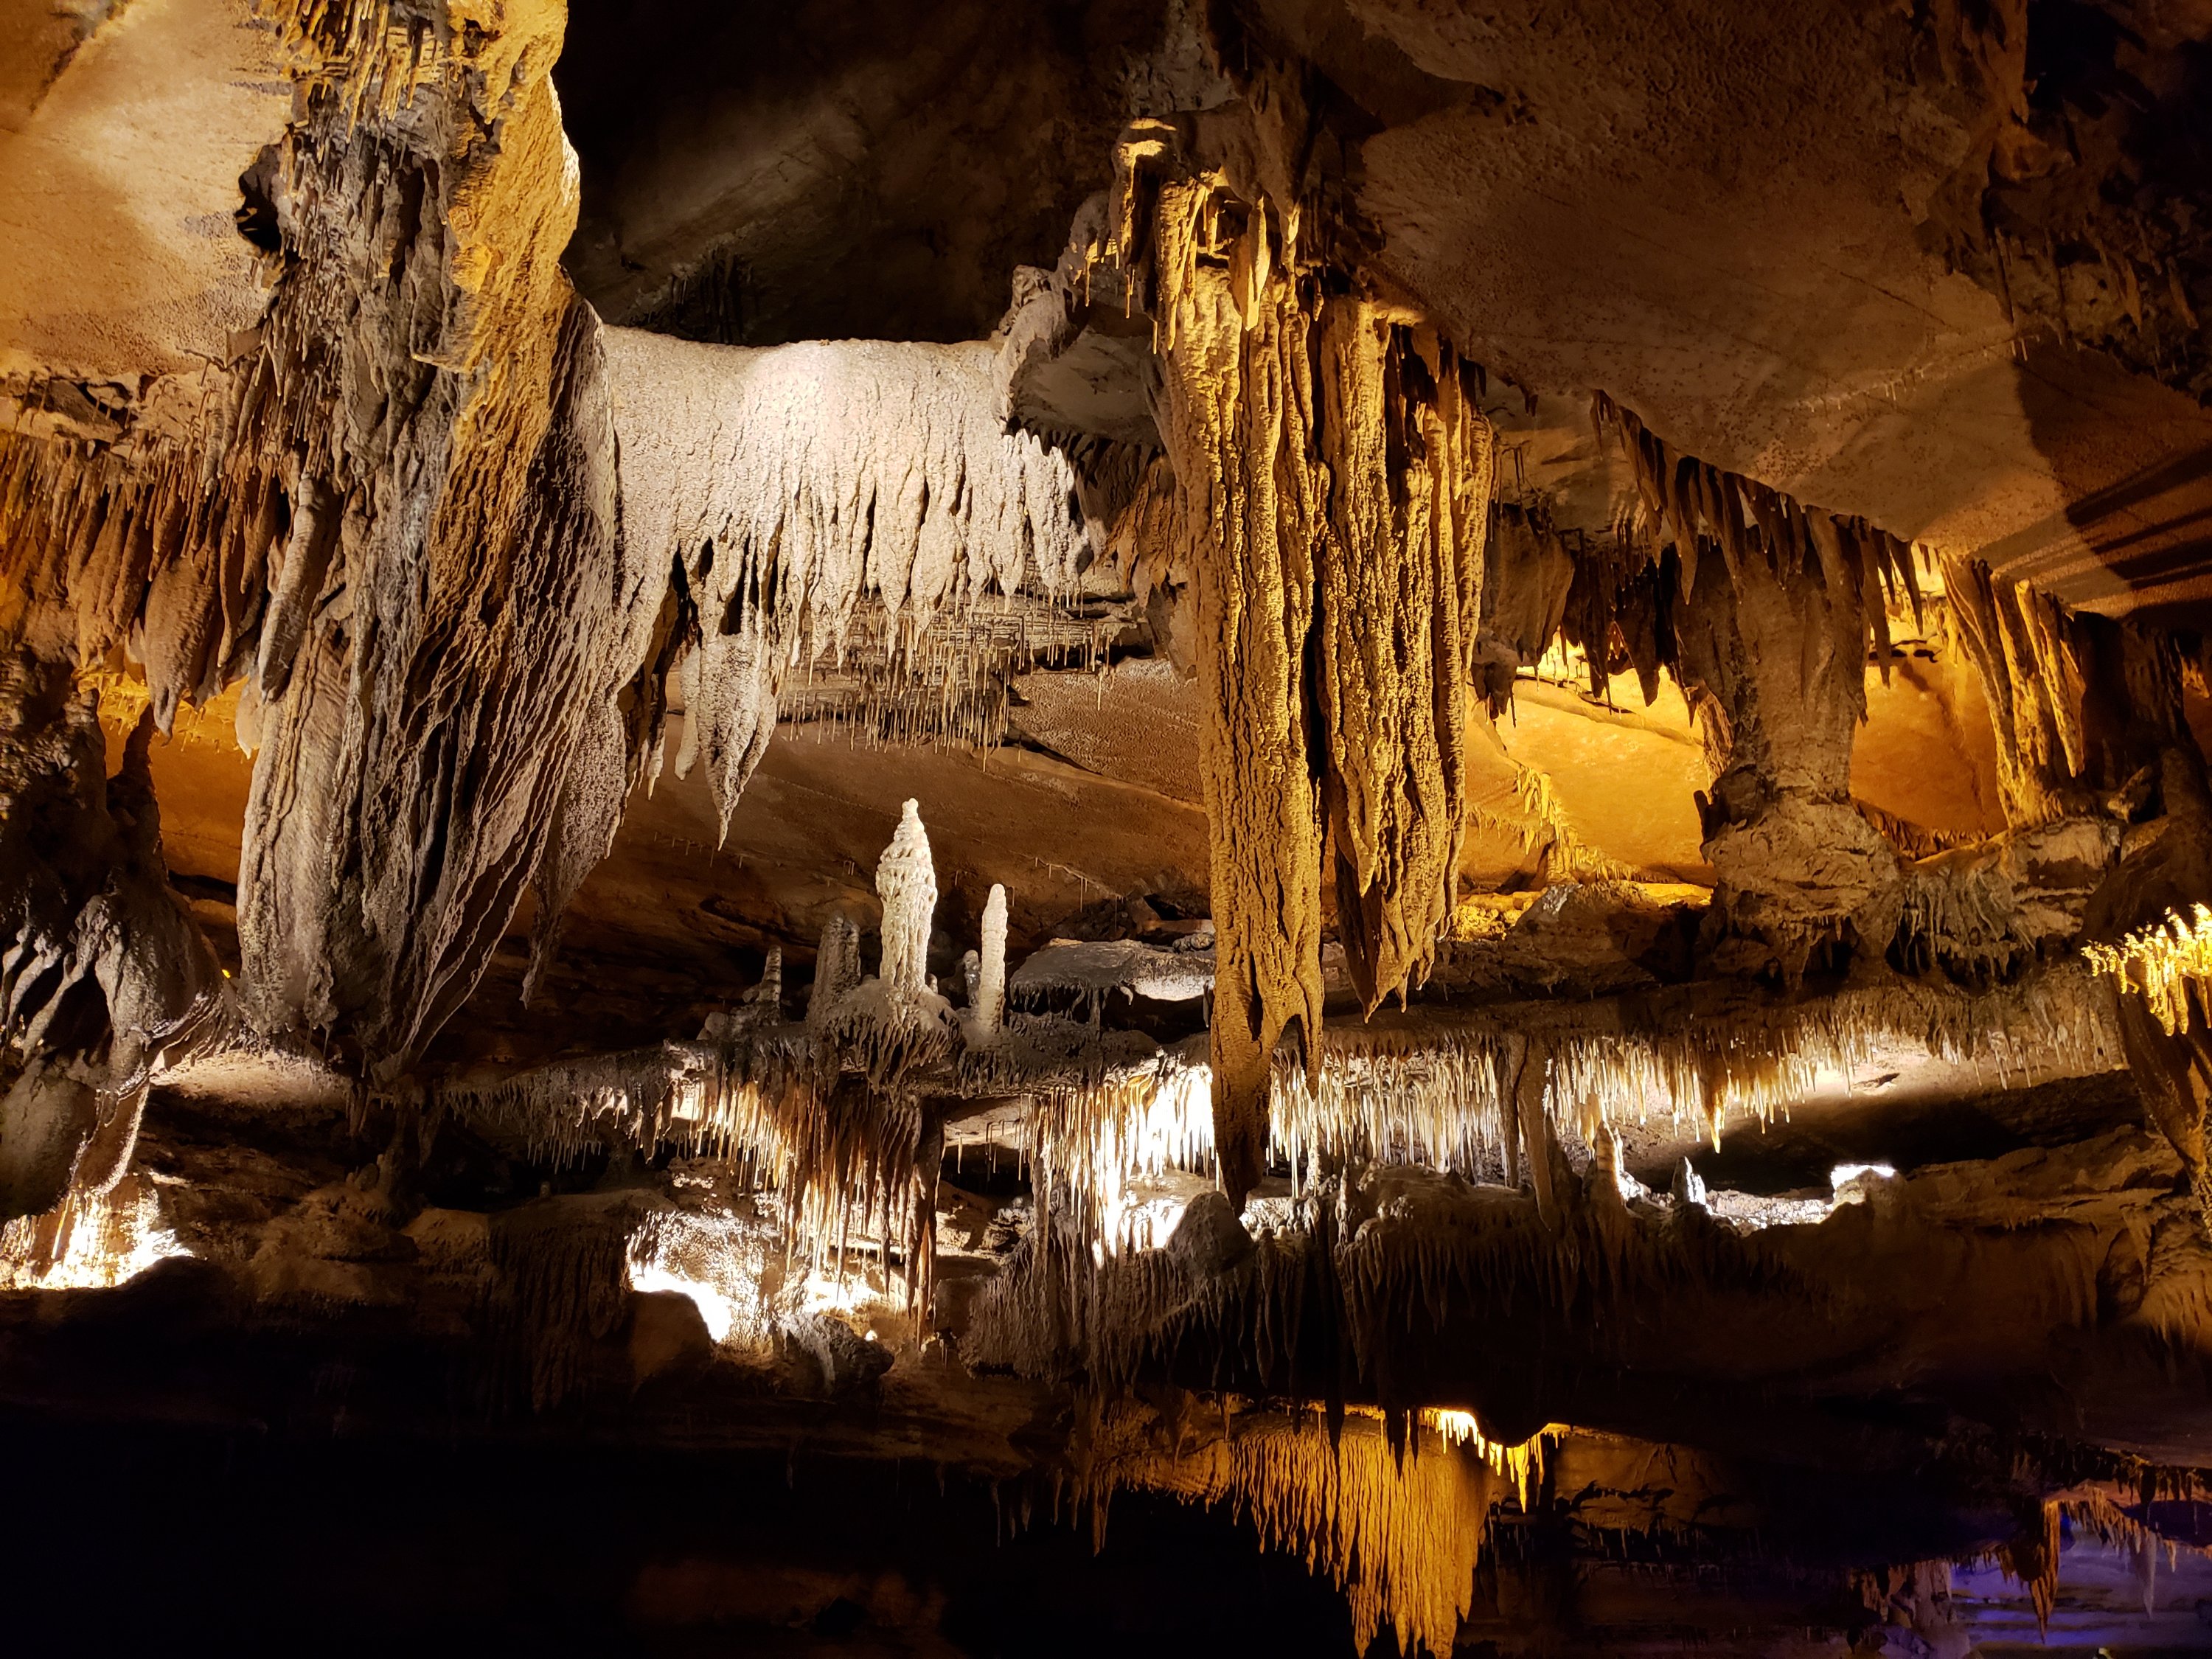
[{"xmin": 5, "ymin": 0, "xmax": 2212, "ymax": 1650}]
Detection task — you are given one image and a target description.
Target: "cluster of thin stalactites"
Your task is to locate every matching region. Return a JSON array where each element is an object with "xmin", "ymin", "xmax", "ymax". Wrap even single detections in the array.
[
  {"xmin": 423, "ymin": 930, "xmax": 2121, "ymax": 1343},
  {"xmin": 1085, "ymin": 1403, "xmax": 1548, "ymax": 1657},
  {"xmin": 2087, "ymin": 904, "xmax": 2212, "ymax": 1037}
]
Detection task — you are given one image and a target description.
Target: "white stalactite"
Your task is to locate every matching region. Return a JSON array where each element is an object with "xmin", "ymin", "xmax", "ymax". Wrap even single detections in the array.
[{"xmin": 605, "ymin": 329, "xmax": 1097, "ymax": 840}]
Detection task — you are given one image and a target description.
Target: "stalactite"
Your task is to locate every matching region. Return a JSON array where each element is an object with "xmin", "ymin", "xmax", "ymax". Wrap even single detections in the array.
[
  {"xmin": 237, "ymin": 173, "xmax": 650, "ymax": 1073},
  {"xmin": 1141, "ymin": 174, "xmax": 1326, "ymax": 1205},
  {"xmin": 604, "ymin": 326, "xmax": 1096, "ymax": 842},
  {"xmin": 1422, "ymin": 1409, "xmax": 1553, "ymax": 1508},
  {"xmin": 1312, "ymin": 301, "xmax": 1495, "ymax": 1015},
  {"xmin": 1466, "ymin": 736, "xmax": 1635, "ymax": 884},
  {"xmin": 963, "ymin": 963, "xmax": 2120, "ymax": 1311},
  {"xmin": 2087, "ymin": 906, "xmax": 2212, "ymax": 1037},
  {"xmin": 1474, "ymin": 504, "xmax": 1579, "ymax": 712},
  {"xmin": 1941, "ymin": 552, "xmax": 2208, "ymax": 831},
  {"xmin": 0, "ymin": 428, "xmax": 278, "ymax": 728},
  {"xmin": 438, "ymin": 1028, "xmax": 935, "ymax": 1304},
  {"xmin": 981, "ymin": 1075, "xmax": 2162, "ymax": 1473},
  {"xmin": 1094, "ymin": 1408, "xmax": 1508, "ymax": 1657},
  {"xmin": 1997, "ymin": 1500, "xmax": 2065, "ymax": 1635},
  {"xmin": 1554, "ymin": 524, "xmax": 1671, "ymax": 706},
  {"xmin": 439, "ymin": 802, "xmax": 986, "ymax": 1305},
  {"xmin": 1077, "ymin": 443, "xmax": 1190, "ymax": 654},
  {"xmin": 1940, "ymin": 553, "xmax": 2212, "ymax": 1225},
  {"xmin": 1270, "ymin": 970, "xmax": 2120, "ymax": 1178},
  {"xmin": 1118, "ymin": 142, "xmax": 1496, "ymax": 1201},
  {"xmin": 1018, "ymin": 1045, "xmax": 1214, "ymax": 1245},
  {"xmin": 1944, "ymin": 556, "xmax": 2097, "ymax": 826},
  {"xmin": 0, "ymin": 1, "xmax": 669, "ymax": 1083},
  {"xmin": 1006, "ymin": 939, "xmax": 1216, "ymax": 1018},
  {"xmin": 774, "ymin": 598, "xmax": 1104, "ymax": 752},
  {"xmin": 1893, "ymin": 849, "xmax": 2034, "ymax": 986},
  {"xmin": 2087, "ymin": 902, "xmax": 2212, "ymax": 1228},
  {"xmin": 1592, "ymin": 394, "xmax": 1925, "ymax": 674},
  {"xmin": 1857, "ymin": 799, "xmax": 1983, "ymax": 860}
]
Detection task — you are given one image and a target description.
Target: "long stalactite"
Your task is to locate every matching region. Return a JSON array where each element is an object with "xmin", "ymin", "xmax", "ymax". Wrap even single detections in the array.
[
  {"xmin": 1116, "ymin": 135, "xmax": 1496, "ymax": 1202},
  {"xmin": 1143, "ymin": 173, "xmax": 1329, "ymax": 1206}
]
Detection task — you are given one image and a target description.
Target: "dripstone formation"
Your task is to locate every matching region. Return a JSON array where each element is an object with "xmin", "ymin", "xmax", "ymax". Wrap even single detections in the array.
[{"xmin": 4, "ymin": 1, "xmax": 2212, "ymax": 1651}]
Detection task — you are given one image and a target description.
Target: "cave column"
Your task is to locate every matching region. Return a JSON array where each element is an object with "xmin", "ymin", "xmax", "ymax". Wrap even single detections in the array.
[{"xmin": 1673, "ymin": 543, "xmax": 1902, "ymax": 978}]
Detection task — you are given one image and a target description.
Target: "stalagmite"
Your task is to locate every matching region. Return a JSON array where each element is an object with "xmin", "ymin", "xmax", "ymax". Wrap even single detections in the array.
[
  {"xmin": 876, "ymin": 799, "xmax": 938, "ymax": 1006},
  {"xmin": 810, "ymin": 917, "xmax": 863, "ymax": 1029},
  {"xmin": 973, "ymin": 883, "xmax": 1009, "ymax": 1038}
]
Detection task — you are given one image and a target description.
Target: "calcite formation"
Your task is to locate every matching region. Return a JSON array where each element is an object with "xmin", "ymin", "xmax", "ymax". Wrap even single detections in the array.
[
  {"xmin": 607, "ymin": 327, "xmax": 1098, "ymax": 838},
  {"xmin": 6, "ymin": 1, "xmax": 2212, "ymax": 1650},
  {"xmin": 1108, "ymin": 142, "xmax": 1498, "ymax": 1202}
]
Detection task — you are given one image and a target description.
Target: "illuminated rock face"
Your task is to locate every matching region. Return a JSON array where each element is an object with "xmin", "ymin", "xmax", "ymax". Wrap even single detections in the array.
[{"xmin": 7, "ymin": 1, "xmax": 2212, "ymax": 1649}]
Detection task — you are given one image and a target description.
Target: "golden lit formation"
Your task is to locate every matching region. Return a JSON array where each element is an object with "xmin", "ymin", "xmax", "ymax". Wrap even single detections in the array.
[
  {"xmin": 2, "ymin": 0, "xmax": 2211, "ymax": 1647},
  {"xmin": 2087, "ymin": 904, "xmax": 2212, "ymax": 1037}
]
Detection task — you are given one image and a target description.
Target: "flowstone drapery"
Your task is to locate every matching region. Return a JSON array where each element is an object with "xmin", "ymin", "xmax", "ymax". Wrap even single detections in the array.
[
  {"xmin": 0, "ymin": 0, "xmax": 661, "ymax": 1234},
  {"xmin": 606, "ymin": 327, "xmax": 1098, "ymax": 841}
]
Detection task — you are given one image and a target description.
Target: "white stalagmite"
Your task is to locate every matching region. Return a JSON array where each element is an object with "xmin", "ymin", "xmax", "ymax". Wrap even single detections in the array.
[
  {"xmin": 604, "ymin": 328, "xmax": 1098, "ymax": 841},
  {"xmin": 877, "ymin": 800, "xmax": 938, "ymax": 1006},
  {"xmin": 975, "ymin": 883, "xmax": 1009, "ymax": 1037}
]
